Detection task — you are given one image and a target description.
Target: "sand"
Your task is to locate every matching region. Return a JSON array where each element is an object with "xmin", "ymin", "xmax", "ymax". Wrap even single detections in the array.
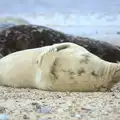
[{"xmin": 0, "ymin": 82, "xmax": 119, "ymax": 120}]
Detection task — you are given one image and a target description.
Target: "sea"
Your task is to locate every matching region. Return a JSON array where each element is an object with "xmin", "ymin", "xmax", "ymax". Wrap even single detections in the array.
[{"xmin": 0, "ymin": 0, "xmax": 120, "ymax": 42}]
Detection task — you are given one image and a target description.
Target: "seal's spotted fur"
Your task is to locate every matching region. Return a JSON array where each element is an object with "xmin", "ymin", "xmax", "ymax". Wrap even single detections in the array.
[{"xmin": 0, "ymin": 24, "xmax": 120, "ymax": 63}]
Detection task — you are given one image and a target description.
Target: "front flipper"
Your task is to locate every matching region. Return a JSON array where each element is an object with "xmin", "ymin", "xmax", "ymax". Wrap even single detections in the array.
[{"xmin": 35, "ymin": 43, "xmax": 73, "ymax": 66}]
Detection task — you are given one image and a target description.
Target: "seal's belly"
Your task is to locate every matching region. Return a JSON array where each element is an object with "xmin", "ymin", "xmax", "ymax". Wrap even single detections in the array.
[
  {"xmin": 0, "ymin": 60, "xmax": 37, "ymax": 88},
  {"xmin": 50, "ymin": 71, "xmax": 107, "ymax": 92},
  {"xmin": 48, "ymin": 54, "xmax": 109, "ymax": 92},
  {"xmin": 0, "ymin": 70, "xmax": 36, "ymax": 88}
]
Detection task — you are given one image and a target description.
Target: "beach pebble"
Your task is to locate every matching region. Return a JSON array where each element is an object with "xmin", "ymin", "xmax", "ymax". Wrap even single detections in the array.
[{"xmin": 39, "ymin": 106, "xmax": 51, "ymax": 114}]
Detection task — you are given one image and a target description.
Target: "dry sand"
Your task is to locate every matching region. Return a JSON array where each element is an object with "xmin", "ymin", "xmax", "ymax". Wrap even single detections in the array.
[{"xmin": 0, "ymin": 83, "xmax": 119, "ymax": 120}]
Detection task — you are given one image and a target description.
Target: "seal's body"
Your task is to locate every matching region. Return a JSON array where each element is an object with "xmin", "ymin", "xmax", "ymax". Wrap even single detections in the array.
[{"xmin": 0, "ymin": 42, "xmax": 120, "ymax": 92}]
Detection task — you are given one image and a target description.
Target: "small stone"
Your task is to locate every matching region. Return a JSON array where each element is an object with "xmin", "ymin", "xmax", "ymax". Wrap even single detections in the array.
[
  {"xmin": 23, "ymin": 115, "xmax": 29, "ymax": 119},
  {"xmin": 32, "ymin": 102, "xmax": 38, "ymax": 106},
  {"xmin": 36, "ymin": 104, "xmax": 41, "ymax": 109},
  {"xmin": 40, "ymin": 106, "xmax": 51, "ymax": 114},
  {"xmin": 56, "ymin": 95, "xmax": 61, "ymax": 98},
  {"xmin": 81, "ymin": 107, "xmax": 91, "ymax": 111},
  {"xmin": 71, "ymin": 114, "xmax": 82, "ymax": 118},
  {"xmin": 0, "ymin": 106, "xmax": 6, "ymax": 113},
  {"xmin": 111, "ymin": 93, "xmax": 115, "ymax": 96}
]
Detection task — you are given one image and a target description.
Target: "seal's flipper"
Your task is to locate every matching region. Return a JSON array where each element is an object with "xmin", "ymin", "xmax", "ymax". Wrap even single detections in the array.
[
  {"xmin": 36, "ymin": 46, "xmax": 58, "ymax": 67},
  {"xmin": 32, "ymin": 46, "xmax": 57, "ymax": 67},
  {"xmin": 35, "ymin": 43, "xmax": 72, "ymax": 66}
]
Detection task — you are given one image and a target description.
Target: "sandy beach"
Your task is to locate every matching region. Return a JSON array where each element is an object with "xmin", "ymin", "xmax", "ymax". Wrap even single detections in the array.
[{"xmin": 0, "ymin": 81, "xmax": 119, "ymax": 120}]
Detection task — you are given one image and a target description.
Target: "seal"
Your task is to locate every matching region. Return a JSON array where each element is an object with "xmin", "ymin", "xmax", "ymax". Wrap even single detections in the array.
[
  {"xmin": 0, "ymin": 42, "xmax": 120, "ymax": 92},
  {"xmin": 0, "ymin": 24, "xmax": 120, "ymax": 62}
]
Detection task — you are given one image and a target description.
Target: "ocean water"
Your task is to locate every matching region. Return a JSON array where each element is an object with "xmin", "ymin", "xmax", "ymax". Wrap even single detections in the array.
[{"xmin": 0, "ymin": 0, "xmax": 120, "ymax": 41}]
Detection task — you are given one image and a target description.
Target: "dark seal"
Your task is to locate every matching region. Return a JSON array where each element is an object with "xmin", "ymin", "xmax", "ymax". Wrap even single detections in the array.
[{"xmin": 0, "ymin": 24, "xmax": 120, "ymax": 63}]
